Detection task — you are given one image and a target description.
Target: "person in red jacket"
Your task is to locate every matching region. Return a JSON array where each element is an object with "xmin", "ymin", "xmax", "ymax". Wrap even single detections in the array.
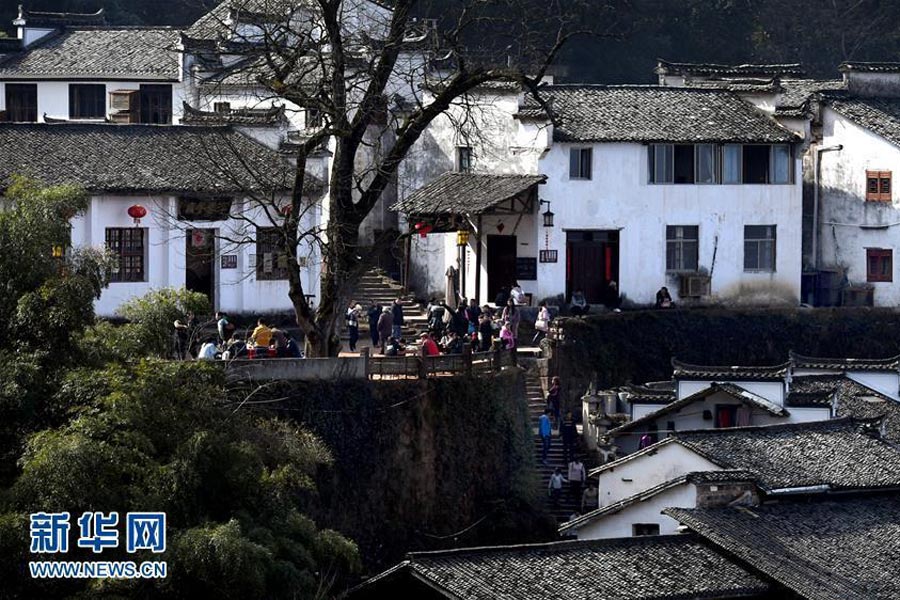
[{"xmin": 419, "ymin": 331, "xmax": 440, "ymax": 356}]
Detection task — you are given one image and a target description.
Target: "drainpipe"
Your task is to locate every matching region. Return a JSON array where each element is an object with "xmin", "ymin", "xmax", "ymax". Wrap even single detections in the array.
[{"xmin": 812, "ymin": 144, "xmax": 843, "ymax": 271}]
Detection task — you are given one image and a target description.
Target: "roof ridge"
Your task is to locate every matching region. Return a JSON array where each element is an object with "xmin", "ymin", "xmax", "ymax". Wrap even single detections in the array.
[{"xmin": 673, "ymin": 417, "xmax": 853, "ymax": 437}]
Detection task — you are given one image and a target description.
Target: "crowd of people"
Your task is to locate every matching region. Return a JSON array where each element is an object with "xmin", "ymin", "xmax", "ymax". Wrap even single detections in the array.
[{"xmin": 172, "ymin": 312, "xmax": 303, "ymax": 361}]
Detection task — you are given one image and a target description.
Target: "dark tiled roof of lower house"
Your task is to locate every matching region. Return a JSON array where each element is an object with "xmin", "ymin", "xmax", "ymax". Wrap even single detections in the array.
[
  {"xmin": 671, "ymin": 358, "xmax": 790, "ymax": 380},
  {"xmin": 655, "ymin": 59, "xmax": 805, "ymax": 78},
  {"xmin": 0, "ymin": 28, "xmax": 181, "ymax": 80},
  {"xmin": 391, "ymin": 172, "xmax": 546, "ymax": 216},
  {"xmin": 790, "ymin": 351, "xmax": 900, "ymax": 371},
  {"xmin": 672, "ymin": 418, "xmax": 900, "ymax": 491},
  {"xmin": 826, "ymin": 96, "xmax": 900, "ymax": 148},
  {"xmin": 775, "ymin": 79, "xmax": 844, "ymax": 117},
  {"xmin": 181, "ymin": 102, "xmax": 287, "ymax": 126},
  {"xmin": 619, "ymin": 384, "xmax": 677, "ymax": 404},
  {"xmin": 517, "ymin": 85, "xmax": 797, "ymax": 144},
  {"xmin": 666, "ymin": 494, "xmax": 900, "ymax": 600},
  {"xmin": 0, "ymin": 123, "xmax": 305, "ymax": 194},
  {"xmin": 346, "ymin": 536, "xmax": 770, "ymax": 599}
]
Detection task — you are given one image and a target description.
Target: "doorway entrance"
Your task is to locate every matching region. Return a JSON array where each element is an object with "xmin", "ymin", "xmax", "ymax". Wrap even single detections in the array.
[
  {"xmin": 566, "ymin": 230, "xmax": 619, "ymax": 303},
  {"xmin": 186, "ymin": 229, "xmax": 215, "ymax": 305},
  {"xmin": 487, "ymin": 234, "xmax": 517, "ymax": 301}
]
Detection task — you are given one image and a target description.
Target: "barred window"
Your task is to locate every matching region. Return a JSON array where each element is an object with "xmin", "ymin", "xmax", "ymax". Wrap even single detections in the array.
[
  {"xmin": 106, "ymin": 228, "xmax": 146, "ymax": 282},
  {"xmin": 256, "ymin": 227, "xmax": 291, "ymax": 280}
]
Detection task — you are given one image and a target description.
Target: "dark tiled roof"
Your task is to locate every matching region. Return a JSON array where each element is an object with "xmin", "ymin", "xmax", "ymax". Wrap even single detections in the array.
[
  {"xmin": 839, "ymin": 61, "xmax": 900, "ymax": 73},
  {"xmin": 185, "ymin": 0, "xmax": 295, "ymax": 42},
  {"xmin": 672, "ymin": 358, "xmax": 790, "ymax": 381},
  {"xmin": 666, "ymin": 494, "xmax": 900, "ymax": 600},
  {"xmin": 775, "ymin": 79, "xmax": 844, "ymax": 117},
  {"xmin": 0, "ymin": 28, "xmax": 181, "ymax": 81},
  {"xmin": 391, "ymin": 172, "xmax": 545, "ymax": 216},
  {"xmin": 181, "ymin": 102, "xmax": 287, "ymax": 125},
  {"xmin": 518, "ymin": 85, "xmax": 797, "ymax": 144},
  {"xmin": 790, "ymin": 350, "xmax": 900, "ymax": 371},
  {"xmin": 683, "ymin": 78, "xmax": 779, "ymax": 93},
  {"xmin": 350, "ymin": 536, "xmax": 770, "ymax": 599},
  {"xmin": 655, "ymin": 59, "xmax": 805, "ymax": 78},
  {"xmin": 0, "ymin": 123, "xmax": 302, "ymax": 194},
  {"xmin": 826, "ymin": 96, "xmax": 900, "ymax": 148},
  {"xmin": 17, "ymin": 8, "xmax": 106, "ymax": 27},
  {"xmin": 620, "ymin": 384, "xmax": 676, "ymax": 404},
  {"xmin": 673, "ymin": 418, "xmax": 900, "ymax": 491}
]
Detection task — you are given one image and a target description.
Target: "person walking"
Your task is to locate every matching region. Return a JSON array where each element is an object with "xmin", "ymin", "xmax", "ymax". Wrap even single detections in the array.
[
  {"xmin": 377, "ymin": 306, "xmax": 393, "ymax": 354},
  {"xmin": 172, "ymin": 320, "xmax": 189, "ymax": 360},
  {"xmin": 367, "ymin": 302, "xmax": 382, "ymax": 347},
  {"xmin": 391, "ymin": 298, "xmax": 404, "ymax": 340},
  {"xmin": 547, "ymin": 376, "xmax": 562, "ymax": 428},
  {"xmin": 532, "ymin": 301, "xmax": 551, "ymax": 345},
  {"xmin": 539, "ymin": 409, "xmax": 553, "ymax": 465},
  {"xmin": 568, "ymin": 457, "xmax": 586, "ymax": 502},
  {"xmin": 464, "ymin": 298, "xmax": 481, "ymax": 334},
  {"xmin": 346, "ymin": 302, "xmax": 361, "ymax": 352},
  {"xmin": 216, "ymin": 311, "xmax": 235, "ymax": 344},
  {"xmin": 560, "ymin": 411, "xmax": 578, "ymax": 465},
  {"xmin": 548, "ymin": 468, "xmax": 566, "ymax": 507},
  {"xmin": 581, "ymin": 482, "xmax": 599, "ymax": 513},
  {"xmin": 478, "ymin": 313, "xmax": 493, "ymax": 352},
  {"xmin": 501, "ymin": 298, "xmax": 521, "ymax": 342}
]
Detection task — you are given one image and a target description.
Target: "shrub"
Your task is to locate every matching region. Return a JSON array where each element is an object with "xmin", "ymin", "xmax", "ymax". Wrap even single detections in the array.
[{"xmin": 116, "ymin": 288, "xmax": 211, "ymax": 358}]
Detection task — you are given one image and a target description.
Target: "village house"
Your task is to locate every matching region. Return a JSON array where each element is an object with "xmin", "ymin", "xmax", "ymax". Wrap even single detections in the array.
[
  {"xmin": 396, "ymin": 79, "xmax": 804, "ymax": 307},
  {"xmin": 562, "ymin": 418, "xmax": 900, "ymax": 540},
  {"xmin": 595, "ymin": 352, "xmax": 900, "ymax": 455}
]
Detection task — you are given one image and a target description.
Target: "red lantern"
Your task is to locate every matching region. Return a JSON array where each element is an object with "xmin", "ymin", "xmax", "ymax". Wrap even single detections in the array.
[
  {"xmin": 127, "ymin": 204, "xmax": 147, "ymax": 226},
  {"xmin": 414, "ymin": 221, "xmax": 433, "ymax": 238}
]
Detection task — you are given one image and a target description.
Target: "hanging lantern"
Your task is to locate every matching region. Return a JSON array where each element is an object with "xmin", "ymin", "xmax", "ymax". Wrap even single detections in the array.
[
  {"xmin": 540, "ymin": 200, "xmax": 554, "ymax": 228},
  {"xmin": 456, "ymin": 229, "xmax": 470, "ymax": 247},
  {"xmin": 127, "ymin": 204, "xmax": 147, "ymax": 227},
  {"xmin": 414, "ymin": 221, "xmax": 433, "ymax": 238}
]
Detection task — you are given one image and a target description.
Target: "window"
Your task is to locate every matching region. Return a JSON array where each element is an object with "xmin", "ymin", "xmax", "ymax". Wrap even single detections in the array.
[
  {"xmin": 106, "ymin": 228, "xmax": 146, "ymax": 282},
  {"xmin": 69, "ymin": 84, "xmax": 105, "ymax": 119},
  {"xmin": 744, "ymin": 225, "xmax": 776, "ymax": 272},
  {"xmin": 742, "ymin": 145, "xmax": 769, "ymax": 184},
  {"xmin": 722, "ymin": 144, "xmax": 742, "ymax": 184},
  {"xmin": 650, "ymin": 144, "xmax": 716, "ymax": 184},
  {"xmin": 138, "ymin": 84, "xmax": 172, "ymax": 124},
  {"xmin": 666, "ymin": 225, "xmax": 699, "ymax": 271},
  {"xmin": 867, "ymin": 249, "xmax": 893, "ymax": 282},
  {"xmin": 632, "ymin": 523, "xmax": 660, "ymax": 537},
  {"xmin": 306, "ymin": 107, "xmax": 322, "ymax": 128},
  {"xmin": 866, "ymin": 170, "xmax": 892, "ymax": 202},
  {"xmin": 715, "ymin": 405, "xmax": 738, "ymax": 428},
  {"xmin": 569, "ymin": 148, "xmax": 592, "ymax": 179},
  {"xmin": 213, "ymin": 101, "xmax": 231, "ymax": 113},
  {"xmin": 5, "ymin": 84, "xmax": 37, "ymax": 122},
  {"xmin": 695, "ymin": 144, "xmax": 716, "ymax": 184},
  {"xmin": 255, "ymin": 227, "xmax": 291, "ymax": 280},
  {"xmin": 650, "ymin": 144, "xmax": 673, "ymax": 183},
  {"xmin": 457, "ymin": 146, "xmax": 473, "ymax": 173},
  {"xmin": 771, "ymin": 145, "xmax": 791, "ymax": 184}
]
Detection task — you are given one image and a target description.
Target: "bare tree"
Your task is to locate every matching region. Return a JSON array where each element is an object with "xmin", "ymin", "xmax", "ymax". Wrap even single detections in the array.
[{"xmin": 189, "ymin": 0, "xmax": 613, "ymax": 356}]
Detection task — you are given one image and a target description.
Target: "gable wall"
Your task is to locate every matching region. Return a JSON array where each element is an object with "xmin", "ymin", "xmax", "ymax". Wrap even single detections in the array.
[{"xmin": 573, "ymin": 483, "xmax": 697, "ymax": 540}]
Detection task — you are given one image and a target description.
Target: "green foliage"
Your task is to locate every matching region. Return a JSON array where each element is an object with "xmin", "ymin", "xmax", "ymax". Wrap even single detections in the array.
[
  {"xmin": 2, "ymin": 360, "xmax": 359, "ymax": 599},
  {"xmin": 116, "ymin": 287, "xmax": 211, "ymax": 358}
]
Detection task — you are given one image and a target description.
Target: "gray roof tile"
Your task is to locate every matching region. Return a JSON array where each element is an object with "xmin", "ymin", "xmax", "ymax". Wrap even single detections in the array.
[
  {"xmin": 519, "ymin": 85, "xmax": 798, "ymax": 144},
  {"xmin": 666, "ymin": 494, "xmax": 900, "ymax": 600},
  {"xmin": 0, "ymin": 123, "xmax": 302, "ymax": 194},
  {"xmin": 839, "ymin": 61, "xmax": 900, "ymax": 73},
  {"xmin": 672, "ymin": 418, "xmax": 900, "ymax": 491},
  {"xmin": 351, "ymin": 535, "xmax": 770, "ymax": 599},
  {"xmin": 655, "ymin": 59, "xmax": 805, "ymax": 78},
  {"xmin": 790, "ymin": 351, "xmax": 900, "ymax": 371},
  {"xmin": 672, "ymin": 358, "xmax": 790, "ymax": 381},
  {"xmin": 391, "ymin": 172, "xmax": 545, "ymax": 216},
  {"xmin": 0, "ymin": 28, "xmax": 181, "ymax": 81}
]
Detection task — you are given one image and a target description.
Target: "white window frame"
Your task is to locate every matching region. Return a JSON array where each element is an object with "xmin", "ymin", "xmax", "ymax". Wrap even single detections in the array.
[
  {"xmin": 666, "ymin": 225, "xmax": 699, "ymax": 272},
  {"xmin": 744, "ymin": 225, "xmax": 776, "ymax": 272}
]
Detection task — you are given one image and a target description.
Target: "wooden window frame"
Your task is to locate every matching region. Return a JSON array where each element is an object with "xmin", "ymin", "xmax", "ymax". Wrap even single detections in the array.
[
  {"xmin": 255, "ymin": 226, "xmax": 291, "ymax": 281},
  {"xmin": 138, "ymin": 84, "xmax": 172, "ymax": 124},
  {"xmin": 866, "ymin": 170, "xmax": 891, "ymax": 202},
  {"xmin": 5, "ymin": 83, "xmax": 37, "ymax": 122},
  {"xmin": 666, "ymin": 225, "xmax": 699, "ymax": 272},
  {"xmin": 744, "ymin": 225, "xmax": 776, "ymax": 272},
  {"xmin": 456, "ymin": 146, "xmax": 473, "ymax": 173},
  {"xmin": 569, "ymin": 147, "xmax": 592, "ymax": 180},
  {"xmin": 867, "ymin": 248, "xmax": 893, "ymax": 282},
  {"xmin": 69, "ymin": 84, "xmax": 106, "ymax": 119},
  {"xmin": 106, "ymin": 228, "xmax": 146, "ymax": 283}
]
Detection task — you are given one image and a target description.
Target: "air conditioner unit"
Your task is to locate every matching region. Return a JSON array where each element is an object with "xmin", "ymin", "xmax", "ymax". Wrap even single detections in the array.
[{"xmin": 679, "ymin": 274, "xmax": 711, "ymax": 298}]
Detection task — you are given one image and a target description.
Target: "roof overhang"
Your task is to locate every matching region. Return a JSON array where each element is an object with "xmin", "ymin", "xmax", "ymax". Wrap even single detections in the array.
[{"xmin": 391, "ymin": 172, "xmax": 547, "ymax": 219}]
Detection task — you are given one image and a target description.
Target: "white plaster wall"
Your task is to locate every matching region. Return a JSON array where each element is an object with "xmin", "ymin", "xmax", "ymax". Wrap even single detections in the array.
[
  {"xmin": 595, "ymin": 442, "xmax": 719, "ymax": 507},
  {"xmin": 845, "ymin": 72, "xmax": 900, "ymax": 97},
  {"xmin": 535, "ymin": 142, "xmax": 803, "ymax": 305},
  {"xmin": 819, "ymin": 109, "xmax": 900, "ymax": 305},
  {"xmin": 677, "ymin": 380, "xmax": 785, "ymax": 403},
  {"xmin": 631, "ymin": 403, "xmax": 669, "ymax": 420},
  {"xmin": 70, "ymin": 194, "xmax": 321, "ymax": 316},
  {"xmin": 847, "ymin": 372, "xmax": 899, "ymax": 400},
  {"xmin": 574, "ymin": 484, "xmax": 696, "ymax": 540}
]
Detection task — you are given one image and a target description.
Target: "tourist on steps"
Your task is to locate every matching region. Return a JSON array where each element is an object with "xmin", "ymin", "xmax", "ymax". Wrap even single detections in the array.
[{"xmin": 539, "ymin": 409, "xmax": 553, "ymax": 465}]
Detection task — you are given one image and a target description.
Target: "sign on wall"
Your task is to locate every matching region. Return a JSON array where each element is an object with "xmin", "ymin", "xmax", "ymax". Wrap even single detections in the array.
[
  {"xmin": 221, "ymin": 255, "xmax": 237, "ymax": 269},
  {"xmin": 516, "ymin": 257, "xmax": 537, "ymax": 280}
]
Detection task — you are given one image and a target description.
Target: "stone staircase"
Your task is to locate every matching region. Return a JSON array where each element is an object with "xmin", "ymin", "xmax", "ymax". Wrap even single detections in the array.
[
  {"xmin": 525, "ymin": 366, "xmax": 593, "ymax": 523},
  {"xmin": 341, "ymin": 269, "xmax": 428, "ymax": 351}
]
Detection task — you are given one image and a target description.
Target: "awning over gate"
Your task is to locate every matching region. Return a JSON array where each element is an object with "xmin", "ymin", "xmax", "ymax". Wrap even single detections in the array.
[{"xmin": 391, "ymin": 172, "xmax": 546, "ymax": 217}]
